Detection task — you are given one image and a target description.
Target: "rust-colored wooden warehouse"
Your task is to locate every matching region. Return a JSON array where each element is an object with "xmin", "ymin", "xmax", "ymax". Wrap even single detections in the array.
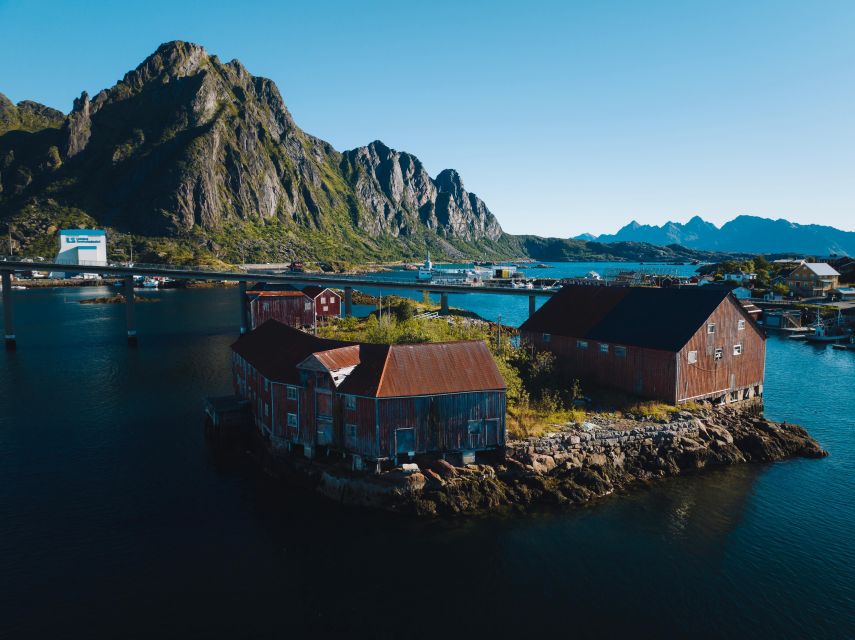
[
  {"xmin": 520, "ymin": 285, "xmax": 765, "ymax": 404},
  {"xmin": 231, "ymin": 321, "xmax": 507, "ymax": 467},
  {"xmin": 247, "ymin": 286, "xmax": 314, "ymax": 330}
]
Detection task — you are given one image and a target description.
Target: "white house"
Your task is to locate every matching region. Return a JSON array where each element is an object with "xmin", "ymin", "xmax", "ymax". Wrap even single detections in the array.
[{"xmin": 51, "ymin": 229, "xmax": 107, "ymax": 278}]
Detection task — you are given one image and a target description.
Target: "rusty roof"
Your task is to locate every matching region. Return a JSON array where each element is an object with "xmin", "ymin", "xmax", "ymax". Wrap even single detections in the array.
[
  {"xmin": 231, "ymin": 321, "xmax": 351, "ymax": 384},
  {"xmin": 247, "ymin": 290, "xmax": 307, "ymax": 297},
  {"xmin": 520, "ymin": 285, "xmax": 737, "ymax": 352},
  {"xmin": 310, "ymin": 345, "xmax": 361, "ymax": 371},
  {"xmin": 339, "ymin": 341, "xmax": 505, "ymax": 397},
  {"xmin": 232, "ymin": 321, "xmax": 505, "ymax": 397}
]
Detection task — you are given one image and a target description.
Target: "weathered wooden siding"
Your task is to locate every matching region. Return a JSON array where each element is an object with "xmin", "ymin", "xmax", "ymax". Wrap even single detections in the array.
[
  {"xmin": 376, "ymin": 391, "xmax": 506, "ymax": 458},
  {"xmin": 250, "ymin": 296, "xmax": 313, "ymax": 330},
  {"xmin": 522, "ymin": 332, "xmax": 677, "ymax": 403},
  {"xmin": 676, "ymin": 297, "xmax": 765, "ymax": 401}
]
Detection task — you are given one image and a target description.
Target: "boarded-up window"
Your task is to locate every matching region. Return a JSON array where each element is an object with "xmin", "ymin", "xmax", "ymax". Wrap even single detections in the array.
[
  {"xmin": 396, "ymin": 428, "xmax": 415, "ymax": 454},
  {"xmin": 467, "ymin": 420, "xmax": 482, "ymax": 434},
  {"xmin": 687, "ymin": 350, "xmax": 698, "ymax": 364}
]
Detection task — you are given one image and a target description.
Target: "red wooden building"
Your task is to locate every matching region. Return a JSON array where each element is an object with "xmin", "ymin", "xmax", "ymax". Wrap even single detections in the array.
[
  {"xmin": 520, "ymin": 285, "xmax": 765, "ymax": 404},
  {"xmin": 301, "ymin": 286, "xmax": 342, "ymax": 323},
  {"xmin": 231, "ymin": 321, "xmax": 507, "ymax": 468},
  {"xmin": 247, "ymin": 285, "xmax": 314, "ymax": 330}
]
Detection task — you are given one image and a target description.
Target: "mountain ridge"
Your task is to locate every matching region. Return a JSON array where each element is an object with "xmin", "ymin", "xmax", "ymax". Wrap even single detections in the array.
[
  {"xmin": 579, "ymin": 215, "xmax": 854, "ymax": 256},
  {"xmin": 1, "ymin": 41, "xmax": 737, "ymax": 266}
]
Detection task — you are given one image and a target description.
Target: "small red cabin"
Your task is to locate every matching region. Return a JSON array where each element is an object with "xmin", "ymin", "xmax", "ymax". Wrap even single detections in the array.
[{"xmin": 302, "ymin": 286, "xmax": 341, "ymax": 323}]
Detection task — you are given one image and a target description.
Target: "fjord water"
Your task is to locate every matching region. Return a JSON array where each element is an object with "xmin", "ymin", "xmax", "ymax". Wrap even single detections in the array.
[{"xmin": 1, "ymin": 279, "xmax": 853, "ymax": 639}]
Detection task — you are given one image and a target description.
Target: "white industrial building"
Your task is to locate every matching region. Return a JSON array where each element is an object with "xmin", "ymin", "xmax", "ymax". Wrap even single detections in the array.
[{"xmin": 51, "ymin": 229, "xmax": 107, "ymax": 278}]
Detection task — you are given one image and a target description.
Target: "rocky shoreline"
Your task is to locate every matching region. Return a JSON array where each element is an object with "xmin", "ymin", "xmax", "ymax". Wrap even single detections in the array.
[{"xmin": 246, "ymin": 405, "xmax": 826, "ymax": 517}]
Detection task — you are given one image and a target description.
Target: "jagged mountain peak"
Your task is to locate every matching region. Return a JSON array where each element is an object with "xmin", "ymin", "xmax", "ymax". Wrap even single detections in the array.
[{"xmin": 1, "ymin": 41, "xmax": 506, "ymax": 261}]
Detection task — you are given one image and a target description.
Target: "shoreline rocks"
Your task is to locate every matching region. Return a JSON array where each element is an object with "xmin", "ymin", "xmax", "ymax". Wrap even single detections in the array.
[{"xmin": 246, "ymin": 405, "xmax": 826, "ymax": 517}]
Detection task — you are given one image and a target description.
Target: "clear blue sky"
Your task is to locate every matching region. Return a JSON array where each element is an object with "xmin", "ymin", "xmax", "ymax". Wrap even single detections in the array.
[{"xmin": 2, "ymin": 0, "xmax": 854, "ymax": 236}]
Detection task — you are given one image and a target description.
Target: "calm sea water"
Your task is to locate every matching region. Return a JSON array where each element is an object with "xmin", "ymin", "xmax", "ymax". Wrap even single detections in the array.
[{"xmin": 1, "ymin": 268, "xmax": 853, "ymax": 639}]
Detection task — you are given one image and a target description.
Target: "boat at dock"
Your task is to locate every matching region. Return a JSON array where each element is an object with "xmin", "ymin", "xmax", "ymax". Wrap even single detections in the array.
[{"xmin": 804, "ymin": 312, "xmax": 852, "ymax": 344}]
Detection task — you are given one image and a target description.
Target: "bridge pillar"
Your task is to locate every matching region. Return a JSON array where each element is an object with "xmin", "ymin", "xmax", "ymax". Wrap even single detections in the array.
[
  {"xmin": 344, "ymin": 286, "xmax": 353, "ymax": 318},
  {"xmin": 239, "ymin": 280, "xmax": 250, "ymax": 333},
  {"xmin": 123, "ymin": 276, "xmax": 137, "ymax": 345},
  {"xmin": 2, "ymin": 270, "xmax": 15, "ymax": 349},
  {"xmin": 440, "ymin": 292, "xmax": 449, "ymax": 315},
  {"xmin": 529, "ymin": 294, "xmax": 536, "ymax": 318}
]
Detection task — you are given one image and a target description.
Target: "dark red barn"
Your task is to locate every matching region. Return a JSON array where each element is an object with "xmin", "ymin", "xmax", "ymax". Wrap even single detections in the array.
[
  {"xmin": 519, "ymin": 285, "xmax": 765, "ymax": 405},
  {"xmin": 231, "ymin": 321, "xmax": 507, "ymax": 468},
  {"xmin": 247, "ymin": 286, "xmax": 313, "ymax": 330}
]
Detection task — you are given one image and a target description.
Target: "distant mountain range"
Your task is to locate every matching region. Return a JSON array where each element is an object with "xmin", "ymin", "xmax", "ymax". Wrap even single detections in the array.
[{"xmin": 577, "ymin": 216, "xmax": 854, "ymax": 257}]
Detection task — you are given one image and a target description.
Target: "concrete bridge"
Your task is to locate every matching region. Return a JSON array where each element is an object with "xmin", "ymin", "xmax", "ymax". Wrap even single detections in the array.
[{"xmin": 0, "ymin": 258, "xmax": 556, "ymax": 348}]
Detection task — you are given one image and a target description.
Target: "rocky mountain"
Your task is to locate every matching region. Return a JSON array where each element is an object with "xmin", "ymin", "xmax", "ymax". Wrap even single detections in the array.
[
  {"xmin": 0, "ymin": 41, "xmax": 509, "ymax": 264},
  {"xmin": 581, "ymin": 215, "xmax": 854, "ymax": 256},
  {"xmin": 0, "ymin": 93, "xmax": 65, "ymax": 136}
]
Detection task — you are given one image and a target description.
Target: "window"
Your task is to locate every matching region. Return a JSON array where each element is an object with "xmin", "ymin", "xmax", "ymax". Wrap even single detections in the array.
[
  {"xmin": 263, "ymin": 302, "xmax": 270, "ymax": 311},
  {"xmin": 264, "ymin": 379, "xmax": 269, "ymax": 392},
  {"xmin": 687, "ymin": 350, "xmax": 698, "ymax": 364},
  {"xmin": 345, "ymin": 395, "xmax": 356, "ymax": 410},
  {"xmin": 577, "ymin": 340, "xmax": 588, "ymax": 350},
  {"xmin": 305, "ymin": 301, "xmax": 312, "ymax": 311},
  {"xmin": 542, "ymin": 333, "xmax": 551, "ymax": 343},
  {"xmin": 738, "ymin": 319, "xmax": 746, "ymax": 330},
  {"xmin": 599, "ymin": 343, "xmax": 609, "ymax": 354},
  {"xmin": 708, "ymin": 323, "xmax": 716, "ymax": 334},
  {"xmin": 345, "ymin": 424, "xmax": 358, "ymax": 438},
  {"xmin": 320, "ymin": 296, "xmax": 327, "ymax": 304},
  {"xmin": 287, "ymin": 413, "xmax": 298, "ymax": 427},
  {"xmin": 264, "ymin": 402, "xmax": 269, "ymax": 417},
  {"xmin": 615, "ymin": 346, "xmax": 627, "ymax": 358},
  {"xmin": 323, "ymin": 305, "xmax": 329, "ymax": 312},
  {"xmin": 467, "ymin": 419, "xmax": 482, "ymax": 434},
  {"xmin": 733, "ymin": 344, "xmax": 743, "ymax": 356},
  {"xmin": 714, "ymin": 348, "xmax": 723, "ymax": 361},
  {"xmin": 287, "ymin": 385, "xmax": 297, "ymax": 400}
]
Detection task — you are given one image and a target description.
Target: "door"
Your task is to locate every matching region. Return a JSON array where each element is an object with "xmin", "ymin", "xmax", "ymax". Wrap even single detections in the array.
[
  {"xmin": 395, "ymin": 428, "xmax": 415, "ymax": 455},
  {"xmin": 485, "ymin": 419, "xmax": 499, "ymax": 446}
]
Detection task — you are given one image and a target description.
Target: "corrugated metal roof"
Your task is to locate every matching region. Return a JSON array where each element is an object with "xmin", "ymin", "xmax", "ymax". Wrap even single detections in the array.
[
  {"xmin": 247, "ymin": 290, "xmax": 307, "ymax": 297},
  {"xmin": 520, "ymin": 285, "xmax": 734, "ymax": 352},
  {"xmin": 803, "ymin": 263, "xmax": 841, "ymax": 276},
  {"xmin": 233, "ymin": 321, "xmax": 505, "ymax": 397},
  {"xmin": 231, "ymin": 321, "xmax": 351, "ymax": 384},
  {"xmin": 311, "ymin": 345, "xmax": 361, "ymax": 371}
]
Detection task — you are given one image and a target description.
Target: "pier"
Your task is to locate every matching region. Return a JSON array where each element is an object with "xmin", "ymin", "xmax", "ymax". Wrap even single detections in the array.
[{"xmin": 0, "ymin": 258, "xmax": 553, "ymax": 347}]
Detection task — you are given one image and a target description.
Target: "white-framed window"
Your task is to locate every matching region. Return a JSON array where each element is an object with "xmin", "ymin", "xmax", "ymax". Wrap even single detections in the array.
[
  {"xmin": 687, "ymin": 350, "xmax": 698, "ymax": 364},
  {"xmin": 577, "ymin": 340, "xmax": 588, "ymax": 350},
  {"xmin": 264, "ymin": 379, "xmax": 269, "ymax": 392},
  {"xmin": 320, "ymin": 296, "xmax": 326, "ymax": 304},
  {"xmin": 287, "ymin": 385, "xmax": 297, "ymax": 400},
  {"xmin": 708, "ymin": 323, "xmax": 716, "ymax": 334},
  {"xmin": 615, "ymin": 345, "xmax": 627, "ymax": 358},
  {"xmin": 738, "ymin": 319, "xmax": 746, "ymax": 330},
  {"xmin": 345, "ymin": 395, "xmax": 356, "ymax": 410},
  {"xmin": 599, "ymin": 343, "xmax": 609, "ymax": 354},
  {"xmin": 733, "ymin": 344, "xmax": 743, "ymax": 356},
  {"xmin": 305, "ymin": 301, "xmax": 312, "ymax": 311},
  {"xmin": 287, "ymin": 413, "xmax": 298, "ymax": 427},
  {"xmin": 714, "ymin": 348, "xmax": 723, "ymax": 361},
  {"xmin": 323, "ymin": 305, "xmax": 329, "ymax": 312},
  {"xmin": 542, "ymin": 333, "xmax": 551, "ymax": 343}
]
